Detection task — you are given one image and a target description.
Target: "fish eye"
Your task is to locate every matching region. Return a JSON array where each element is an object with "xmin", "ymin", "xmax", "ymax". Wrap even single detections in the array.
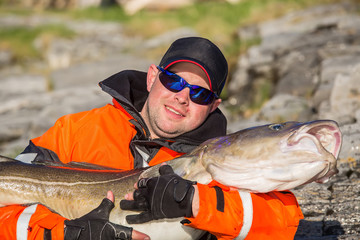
[{"xmin": 269, "ymin": 123, "xmax": 285, "ymax": 131}]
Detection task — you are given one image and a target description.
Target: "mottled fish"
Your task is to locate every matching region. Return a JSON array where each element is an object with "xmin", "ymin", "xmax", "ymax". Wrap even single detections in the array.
[{"xmin": 0, "ymin": 120, "xmax": 342, "ymax": 239}]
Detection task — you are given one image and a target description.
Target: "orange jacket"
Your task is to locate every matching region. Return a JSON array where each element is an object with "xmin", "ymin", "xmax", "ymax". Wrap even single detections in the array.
[
  {"xmin": 0, "ymin": 204, "xmax": 66, "ymax": 240},
  {"xmin": 184, "ymin": 183, "xmax": 303, "ymax": 239},
  {"xmin": 0, "ymin": 70, "xmax": 303, "ymax": 239},
  {"xmin": 30, "ymin": 100, "xmax": 184, "ymax": 169}
]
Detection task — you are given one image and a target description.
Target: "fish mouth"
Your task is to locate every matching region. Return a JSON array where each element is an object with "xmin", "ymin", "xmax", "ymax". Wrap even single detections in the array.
[{"xmin": 285, "ymin": 120, "xmax": 342, "ymax": 182}]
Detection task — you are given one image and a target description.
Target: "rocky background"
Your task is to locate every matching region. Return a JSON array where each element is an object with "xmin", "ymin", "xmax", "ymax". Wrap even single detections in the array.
[{"xmin": 0, "ymin": 1, "xmax": 359, "ymax": 239}]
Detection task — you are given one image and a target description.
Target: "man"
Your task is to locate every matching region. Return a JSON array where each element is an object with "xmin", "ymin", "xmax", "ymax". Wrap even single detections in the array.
[{"xmin": 0, "ymin": 37, "xmax": 303, "ymax": 239}]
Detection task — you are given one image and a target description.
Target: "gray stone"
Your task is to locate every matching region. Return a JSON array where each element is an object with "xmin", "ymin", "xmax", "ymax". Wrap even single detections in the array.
[
  {"xmin": 319, "ymin": 69, "xmax": 360, "ymax": 125},
  {"xmin": 337, "ymin": 123, "xmax": 360, "ymax": 175},
  {"xmin": 117, "ymin": 0, "xmax": 194, "ymax": 15},
  {"xmin": 0, "ymin": 74, "xmax": 47, "ymax": 101},
  {"xmin": 275, "ymin": 48, "xmax": 320, "ymax": 97},
  {"xmin": 257, "ymin": 94, "xmax": 312, "ymax": 122},
  {"xmin": 0, "ymin": 50, "xmax": 13, "ymax": 68},
  {"xmin": 258, "ymin": 3, "xmax": 359, "ymax": 52},
  {"xmin": 313, "ymin": 55, "xmax": 360, "ymax": 108},
  {"xmin": 50, "ymin": 54, "xmax": 152, "ymax": 90},
  {"xmin": 143, "ymin": 27, "xmax": 198, "ymax": 49}
]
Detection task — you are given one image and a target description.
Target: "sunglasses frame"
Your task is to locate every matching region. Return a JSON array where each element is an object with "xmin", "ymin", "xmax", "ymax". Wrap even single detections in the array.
[{"xmin": 156, "ymin": 66, "xmax": 218, "ymax": 105}]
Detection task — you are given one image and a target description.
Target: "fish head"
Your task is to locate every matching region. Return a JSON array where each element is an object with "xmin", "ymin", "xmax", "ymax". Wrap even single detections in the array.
[{"xmin": 197, "ymin": 120, "xmax": 342, "ymax": 192}]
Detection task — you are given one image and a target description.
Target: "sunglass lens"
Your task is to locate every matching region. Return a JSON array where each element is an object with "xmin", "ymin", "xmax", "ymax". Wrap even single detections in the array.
[
  {"xmin": 159, "ymin": 73, "xmax": 183, "ymax": 92},
  {"xmin": 158, "ymin": 69, "xmax": 216, "ymax": 105},
  {"xmin": 190, "ymin": 87, "xmax": 215, "ymax": 105}
]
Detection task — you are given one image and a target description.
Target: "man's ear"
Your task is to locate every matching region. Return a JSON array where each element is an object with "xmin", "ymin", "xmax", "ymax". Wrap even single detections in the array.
[
  {"xmin": 210, "ymin": 98, "xmax": 222, "ymax": 113},
  {"xmin": 146, "ymin": 64, "xmax": 158, "ymax": 92}
]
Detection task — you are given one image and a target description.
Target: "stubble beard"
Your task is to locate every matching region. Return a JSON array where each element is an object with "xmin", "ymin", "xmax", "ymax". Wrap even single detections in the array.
[{"xmin": 144, "ymin": 101, "xmax": 183, "ymax": 139}]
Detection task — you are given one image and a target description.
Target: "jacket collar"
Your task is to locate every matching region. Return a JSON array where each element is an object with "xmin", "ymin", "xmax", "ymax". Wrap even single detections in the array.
[{"xmin": 99, "ymin": 70, "xmax": 227, "ymax": 149}]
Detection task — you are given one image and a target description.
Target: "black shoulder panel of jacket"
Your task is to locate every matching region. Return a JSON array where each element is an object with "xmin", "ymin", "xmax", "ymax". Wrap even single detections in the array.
[
  {"xmin": 99, "ymin": 70, "xmax": 151, "ymax": 138},
  {"xmin": 98, "ymin": 70, "xmax": 148, "ymax": 112},
  {"xmin": 21, "ymin": 140, "xmax": 62, "ymax": 165}
]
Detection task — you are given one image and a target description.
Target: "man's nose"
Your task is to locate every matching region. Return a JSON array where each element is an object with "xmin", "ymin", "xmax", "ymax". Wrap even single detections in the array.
[{"xmin": 175, "ymin": 87, "xmax": 190, "ymax": 105}]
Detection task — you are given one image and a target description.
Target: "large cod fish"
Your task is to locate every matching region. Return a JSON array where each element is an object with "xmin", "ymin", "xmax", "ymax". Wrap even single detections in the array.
[{"xmin": 0, "ymin": 120, "xmax": 342, "ymax": 239}]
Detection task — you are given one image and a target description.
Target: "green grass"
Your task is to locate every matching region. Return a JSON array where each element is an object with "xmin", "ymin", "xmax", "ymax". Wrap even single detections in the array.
[
  {"xmin": 0, "ymin": 0, "xmax": 340, "ymax": 63},
  {"xmin": 62, "ymin": 0, "xmax": 342, "ymax": 66},
  {"xmin": 0, "ymin": 23, "xmax": 75, "ymax": 62},
  {"xmin": 66, "ymin": 5, "xmax": 128, "ymax": 22}
]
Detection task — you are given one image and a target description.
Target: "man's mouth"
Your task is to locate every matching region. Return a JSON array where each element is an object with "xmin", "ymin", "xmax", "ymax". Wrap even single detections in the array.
[{"xmin": 165, "ymin": 106, "xmax": 185, "ymax": 117}]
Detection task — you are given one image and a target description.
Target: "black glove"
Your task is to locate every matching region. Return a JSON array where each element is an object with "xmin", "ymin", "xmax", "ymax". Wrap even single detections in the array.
[
  {"xmin": 120, "ymin": 165, "xmax": 196, "ymax": 224},
  {"xmin": 64, "ymin": 198, "xmax": 133, "ymax": 240}
]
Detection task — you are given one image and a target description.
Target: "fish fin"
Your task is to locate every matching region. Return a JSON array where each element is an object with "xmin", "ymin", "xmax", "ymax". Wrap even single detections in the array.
[
  {"xmin": 140, "ymin": 156, "xmax": 192, "ymax": 179},
  {"xmin": 65, "ymin": 162, "xmax": 119, "ymax": 170},
  {"xmin": 32, "ymin": 160, "xmax": 119, "ymax": 170},
  {"xmin": 140, "ymin": 165, "xmax": 161, "ymax": 179}
]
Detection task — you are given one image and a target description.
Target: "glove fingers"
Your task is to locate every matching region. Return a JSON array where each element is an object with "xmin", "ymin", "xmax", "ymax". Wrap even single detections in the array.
[
  {"xmin": 133, "ymin": 189, "xmax": 146, "ymax": 201},
  {"xmin": 104, "ymin": 222, "xmax": 133, "ymax": 240},
  {"xmin": 120, "ymin": 199, "xmax": 148, "ymax": 211},
  {"xmin": 137, "ymin": 178, "xmax": 150, "ymax": 188},
  {"xmin": 80, "ymin": 198, "xmax": 114, "ymax": 221},
  {"xmin": 126, "ymin": 212, "xmax": 153, "ymax": 224},
  {"xmin": 159, "ymin": 165, "xmax": 174, "ymax": 175},
  {"xmin": 120, "ymin": 199, "xmax": 136, "ymax": 210},
  {"xmin": 174, "ymin": 180, "xmax": 194, "ymax": 202}
]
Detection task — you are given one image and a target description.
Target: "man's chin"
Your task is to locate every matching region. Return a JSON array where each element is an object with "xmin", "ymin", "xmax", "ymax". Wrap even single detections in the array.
[{"xmin": 154, "ymin": 127, "xmax": 183, "ymax": 139}]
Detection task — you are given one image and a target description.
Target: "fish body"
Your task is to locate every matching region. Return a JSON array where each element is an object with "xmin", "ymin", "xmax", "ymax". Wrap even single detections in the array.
[
  {"xmin": 0, "ymin": 120, "xmax": 342, "ymax": 239},
  {"xmin": 0, "ymin": 157, "xmax": 204, "ymax": 239}
]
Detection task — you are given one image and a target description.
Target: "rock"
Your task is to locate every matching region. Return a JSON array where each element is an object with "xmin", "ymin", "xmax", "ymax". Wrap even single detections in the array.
[
  {"xmin": 143, "ymin": 27, "xmax": 198, "ymax": 49},
  {"xmin": 337, "ymin": 123, "xmax": 360, "ymax": 175},
  {"xmin": 117, "ymin": 0, "xmax": 194, "ymax": 15},
  {"xmin": 227, "ymin": 47, "xmax": 276, "ymax": 115},
  {"xmin": 275, "ymin": 48, "xmax": 319, "ymax": 97},
  {"xmin": 0, "ymin": 74, "xmax": 47, "ymax": 102},
  {"xmin": 0, "ymin": 50, "xmax": 13, "ymax": 68},
  {"xmin": 257, "ymin": 94, "xmax": 313, "ymax": 122},
  {"xmin": 313, "ymin": 55, "xmax": 360, "ymax": 108},
  {"xmin": 35, "ymin": 20, "xmax": 137, "ymax": 70},
  {"xmin": 319, "ymin": 66, "xmax": 360, "ymax": 125},
  {"xmin": 258, "ymin": 3, "xmax": 359, "ymax": 52},
  {"xmin": 230, "ymin": 2, "xmax": 360, "ymax": 123},
  {"xmin": 50, "ymin": 54, "xmax": 152, "ymax": 89},
  {"xmin": 22, "ymin": 0, "xmax": 102, "ymax": 9},
  {"xmin": 293, "ymin": 175, "xmax": 360, "ymax": 239}
]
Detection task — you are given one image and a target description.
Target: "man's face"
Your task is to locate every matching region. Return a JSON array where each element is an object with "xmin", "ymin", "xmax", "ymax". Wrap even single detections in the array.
[{"xmin": 141, "ymin": 62, "xmax": 221, "ymax": 139}]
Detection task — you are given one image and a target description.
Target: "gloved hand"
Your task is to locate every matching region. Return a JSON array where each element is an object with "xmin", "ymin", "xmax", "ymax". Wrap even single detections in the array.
[
  {"xmin": 64, "ymin": 197, "xmax": 133, "ymax": 240},
  {"xmin": 120, "ymin": 165, "xmax": 196, "ymax": 224}
]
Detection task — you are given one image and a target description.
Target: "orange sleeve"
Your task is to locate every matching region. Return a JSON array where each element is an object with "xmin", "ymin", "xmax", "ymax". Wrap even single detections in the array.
[
  {"xmin": 183, "ymin": 183, "xmax": 243, "ymax": 239},
  {"xmin": 0, "ymin": 204, "xmax": 66, "ymax": 240},
  {"xmin": 31, "ymin": 104, "xmax": 138, "ymax": 169},
  {"xmin": 183, "ymin": 184, "xmax": 303, "ymax": 240},
  {"xmin": 31, "ymin": 109, "xmax": 92, "ymax": 165},
  {"xmin": 247, "ymin": 191, "xmax": 304, "ymax": 240}
]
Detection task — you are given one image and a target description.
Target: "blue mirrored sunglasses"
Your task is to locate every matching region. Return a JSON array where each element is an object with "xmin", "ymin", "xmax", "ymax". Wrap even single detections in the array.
[{"xmin": 157, "ymin": 66, "xmax": 218, "ymax": 105}]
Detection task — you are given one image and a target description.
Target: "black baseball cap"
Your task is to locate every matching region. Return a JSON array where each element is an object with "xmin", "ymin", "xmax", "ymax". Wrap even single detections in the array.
[{"xmin": 159, "ymin": 37, "xmax": 228, "ymax": 96}]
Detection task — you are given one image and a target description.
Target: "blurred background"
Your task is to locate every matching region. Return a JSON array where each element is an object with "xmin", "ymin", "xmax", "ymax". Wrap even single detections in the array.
[{"xmin": 0, "ymin": 0, "xmax": 360, "ymax": 238}]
